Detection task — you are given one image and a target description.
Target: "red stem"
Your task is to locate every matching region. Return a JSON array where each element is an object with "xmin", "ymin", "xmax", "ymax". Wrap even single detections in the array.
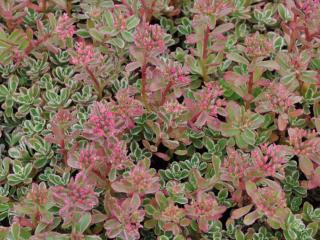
[
  {"xmin": 60, "ymin": 140, "xmax": 68, "ymax": 165},
  {"xmin": 66, "ymin": 0, "xmax": 72, "ymax": 16},
  {"xmin": 202, "ymin": 26, "xmax": 210, "ymax": 82},
  {"xmin": 85, "ymin": 66, "xmax": 102, "ymax": 100},
  {"xmin": 140, "ymin": 0, "xmax": 157, "ymax": 21},
  {"xmin": 141, "ymin": 58, "xmax": 150, "ymax": 110},
  {"xmin": 14, "ymin": 33, "xmax": 51, "ymax": 66},
  {"xmin": 246, "ymin": 71, "xmax": 254, "ymax": 110},
  {"xmin": 41, "ymin": 0, "xmax": 47, "ymax": 12},
  {"xmin": 121, "ymin": 0, "xmax": 134, "ymax": 15},
  {"xmin": 160, "ymin": 81, "xmax": 173, "ymax": 105}
]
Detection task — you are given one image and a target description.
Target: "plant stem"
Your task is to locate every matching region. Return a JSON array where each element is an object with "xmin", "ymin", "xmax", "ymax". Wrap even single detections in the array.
[
  {"xmin": 60, "ymin": 140, "xmax": 68, "ymax": 165},
  {"xmin": 202, "ymin": 26, "xmax": 210, "ymax": 82},
  {"xmin": 245, "ymin": 71, "xmax": 254, "ymax": 110},
  {"xmin": 66, "ymin": 0, "xmax": 72, "ymax": 16},
  {"xmin": 160, "ymin": 81, "xmax": 173, "ymax": 105},
  {"xmin": 14, "ymin": 33, "xmax": 51, "ymax": 67},
  {"xmin": 85, "ymin": 66, "xmax": 102, "ymax": 100},
  {"xmin": 41, "ymin": 0, "xmax": 47, "ymax": 12},
  {"xmin": 121, "ymin": 0, "xmax": 134, "ymax": 15},
  {"xmin": 141, "ymin": 59, "xmax": 150, "ymax": 110}
]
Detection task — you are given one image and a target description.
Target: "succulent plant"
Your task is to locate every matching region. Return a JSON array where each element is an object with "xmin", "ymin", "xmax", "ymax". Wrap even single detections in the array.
[{"xmin": 0, "ymin": 0, "xmax": 319, "ymax": 239}]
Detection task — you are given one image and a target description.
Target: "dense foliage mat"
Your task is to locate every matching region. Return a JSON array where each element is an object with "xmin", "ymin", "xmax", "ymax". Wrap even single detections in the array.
[{"xmin": 0, "ymin": 0, "xmax": 320, "ymax": 239}]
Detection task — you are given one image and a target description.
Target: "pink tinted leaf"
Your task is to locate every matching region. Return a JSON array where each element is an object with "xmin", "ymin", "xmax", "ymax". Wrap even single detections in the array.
[
  {"xmin": 245, "ymin": 181, "xmax": 257, "ymax": 197},
  {"xmin": 111, "ymin": 181, "xmax": 131, "ymax": 193},
  {"xmin": 125, "ymin": 61, "xmax": 141, "ymax": 72},
  {"xmin": 277, "ymin": 113, "xmax": 288, "ymax": 131},
  {"xmin": 299, "ymin": 156, "xmax": 314, "ymax": 177},
  {"xmin": 129, "ymin": 193, "xmax": 141, "ymax": 211},
  {"xmin": 243, "ymin": 210, "xmax": 260, "ymax": 225},
  {"xmin": 231, "ymin": 204, "xmax": 254, "ymax": 220},
  {"xmin": 224, "ymin": 71, "xmax": 247, "ymax": 86},
  {"xmin": 255, "ymin": 60, "xmax": 280, "ymax": 70},
  {"xmin": 226, "ymin": 53, "xmax": 249, "ymax": 65},
  {"xmin": 154, "ymin": 152, "xmax": 170, "ymax": 161},
  {"xmin": 198, "ymin": 216, "xmax": 209, "ymax": 232},
  {"xmin": 155, "ymin": 191, "xmax": 168, "ymax": 209},
  {"xmin": 211, "ymin": 23, "xmax": 234, "ymax": 36}
]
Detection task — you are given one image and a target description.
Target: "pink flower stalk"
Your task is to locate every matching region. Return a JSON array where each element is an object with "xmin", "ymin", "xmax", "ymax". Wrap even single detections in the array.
[
  {"xmin": 70, "ymin": 40, "xmax": 95, "ymax": 66},
  {"xmin": 166, "ymin": 181, "xmax": 186, "ymax": 196},
  {"xmin": 251, "ymin": 184, "xmax": 287, "ymax": 218},
  {"xmin": 51, "ymin": 172, "xmax": 99, "ymax": 222},
  {"xmin": 209, "ymin": 98, "xmax": 227, "ymax": 117},
  {"xmin": 185, "ymin": 192, "xmax": 226, "ymax": 232},
  {"xmin": 161, "ymin": 60, "xmax": 191, "ymax": 87},
  {"xmin": 13, "ymin": 182, "xmax": 53, "ymax": 228},
  {"xmin": 159, "ymin": 201, "xmax": 189, "ymax": 235},
  {"xmin": 55, "ymin": 13, "xmax": 75, "ymax": 39},
  {"xmin": 112, "ymin": 6, "xmax": 130, "ymax": 31},
  {"xmin": 78, "ymin": 144, "xmax": 102, "ymax": 169},
  {"xmin": 244, "ymin": 32, "xmax": 273, "ymax": 58},
  {"xmin": 111, "ymin": 160, "xmax": 160, "ymax": 196},
  {"xmin": 104, "ymin": 193, "xmax": 145, "ymax": 240},
  {"xmin": 134, "ymin": 22, "xmax": 166, "ymax": 54},
  {"xmin": 106, "ymin": 138, "xmax": 131, "ymax": 170},
  {"xmin": 44, "ymin": 108, "xmax": 77, "ymax": 145},
  {"xmin": 193, "ymin": 0, "xmax": 229, "ymax": 15},
  {"xmin": 299, "ymin": 0, "xmax": 320, "ymax": 16},
  {"xmin": 87, "ymin": 102, "xmax": 123, "ymax": 137},
  {"xmin": 114, "ymin": 88, "xmax": 144, "ymax": 129},
  {"xmin": 27, "ymin": 182, "xmax": 48, "ymax": 206},
  {"xmin": 288, "ymin": 128, "xmax": 320, "ymax": 160},
  {"xmin": 198, "ymin": 82, "xmax": 224, "ymax": 112},
  {"xmin": 251, "ymin": 144, "xmax": 289, "ymax": 179},
  {"xmin": 185, "ymin": 82, "xmax": 225, "ymax": 129},
  {"xmin": 256, "ymin": 82, "xmax": 302, "ymax": 114},
  {"xmin": 163, "ymin": 100, "xmax": 187, "ymax": 115},
  {"xmin": 221, "ymin": 147, "xmax": 251, "ymax": 186}
]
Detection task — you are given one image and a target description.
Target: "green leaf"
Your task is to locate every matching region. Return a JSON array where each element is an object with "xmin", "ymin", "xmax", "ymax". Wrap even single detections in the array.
[
  {"xmin": 9, "ymin": 75, "xmax": 19, "ymax": 92},
  {"xmin": 108, "ymin": 37, "xmax": 125, "ymax": 48},
  {"xmin": 76, "ymin": 29, "xmax": 90, "ymax": 38},
  {"xmin": 75, "ymin": 213, "xmax": 91, "ymax": 233},
  {"xmin": 273, "ymin": 36, "xmax": 284, "ymax": 51},
  {"xmin": 126, "ymin": 16, "xmax": 140, "ymax": 30},
  {"xmin": 155, "ymin": 191, "xmax": 168, "ymax": 209},
  {"xmin": 278, "ymin": 4, "xmax": 292, "ymax": 22},
  {"xmin": 235, "ymin": 229, "xmax": 245, "ymax": 240},
  {"xmin": 89, "ymin": 28, "xmax": 104, "ymax": 42},
  {"xmin": 244, "ymin": 210, "xmax": 260, "ymax": 225},
  {"xmin": 300, "ymin": 71, "xmax": 318, "ymax": 84},
  {"xmin": 121, "ymin": 31, "xmax": 134, "ymax": 42},
  {"xmin": 227, "ymin": 53, "xmax": 249, "ymax": 65},
  {"xmin": 256, "ymin": 60, "xmax": 280, "ymax": 70},
  {"xmin": 11, "ymin": 223, "xmax": 20, "ymax": 240},
  {"xmin": 145, "ymin": 204, "xmax": 156, "ymax": 215},
  {"xmin": 241, "ymin": 128, "xmax": 256, "ymax": 145},
  {"xmin": 103, "ymin": 11, "xmax": 114, "ymax": 27}
]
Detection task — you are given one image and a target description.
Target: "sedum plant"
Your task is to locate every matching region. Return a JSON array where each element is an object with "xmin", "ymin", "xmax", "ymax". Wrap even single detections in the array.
[{"xmin": 0, "ymin": 0, "xmax": 320, "ymax": 239}]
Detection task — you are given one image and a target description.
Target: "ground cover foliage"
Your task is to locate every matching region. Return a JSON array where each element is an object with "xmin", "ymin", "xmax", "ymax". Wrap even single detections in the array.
[{"xmin": 0, "ymin": 0, "xmax": 320, "ymax": 239}]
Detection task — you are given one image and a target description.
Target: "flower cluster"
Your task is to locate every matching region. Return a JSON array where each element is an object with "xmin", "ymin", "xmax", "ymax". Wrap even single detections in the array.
[
  {"xmin": 55, "ymin": 13, "xmax": 75, "ymax": 39},
  {"xmin": 86, "ymin": 101, "xmax": 123, "ymax": 137},
  {"xmin": 51, "ymin": 172, "xmax": 99, "ymax": 224},
  {"xmin": 111, "ymin": 159, "xmax": 160, "ymax": 196},
  {"xmin": 2, "ymin": 1, "xmax": 320, "ymax": 239},
  {"xmin": 185, "ymin": 192, "xmax": 226, "ymax": 232},
  {"xmin": 299, "ymin": 0, "xmax": 320, "ymax": 15},
  {"xmin": 70, "ymin": 40, "xmax": 96, "ymax": 66},
  {"xmin": 244, "ymin": 32, "xmax": 273, "ymax": 58},
  {"xmin": 133, "ymin": 22, "xmax": 166, "ymax": 54},
  {"xmin": 104, "ymin": 193, "xmax": 145, "ymax": 240}
]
